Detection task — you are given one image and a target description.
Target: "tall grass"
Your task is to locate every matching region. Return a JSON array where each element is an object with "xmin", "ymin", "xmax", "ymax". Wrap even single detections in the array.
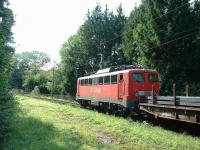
[
  {"xmin": 0, "ymin": 93, "xmax": 18, "ymax": 149},
  {"xmin": 4, "ymin": 95, "xmax": 200, "ymax": 150}
]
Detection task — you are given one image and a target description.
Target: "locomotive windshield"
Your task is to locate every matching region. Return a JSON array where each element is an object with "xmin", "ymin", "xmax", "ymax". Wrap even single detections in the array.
[
  {"xmin": 148, "ymin": 73, "xmax": 158, "ymax": 82},
  {"xmin": 133, "ymin": 73, "xmax": 145, "ymax": 82}
]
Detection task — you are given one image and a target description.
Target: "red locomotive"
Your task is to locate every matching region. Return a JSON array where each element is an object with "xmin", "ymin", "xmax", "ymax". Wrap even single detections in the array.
[{"xmin": 76, "ymin": 66, "xmax": 160, "ymax": 114}]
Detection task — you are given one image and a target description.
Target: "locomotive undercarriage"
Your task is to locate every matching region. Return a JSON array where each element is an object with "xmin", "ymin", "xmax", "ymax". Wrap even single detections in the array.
[{"xmin": 78, "ymin": 99, "xmax": 135, "ymax": 117}]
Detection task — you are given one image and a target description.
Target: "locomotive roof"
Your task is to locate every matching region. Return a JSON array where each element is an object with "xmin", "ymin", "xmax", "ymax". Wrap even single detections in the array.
[{"xmin": 78, "ymin": 69, "xmax": 157, "ymax": 80}]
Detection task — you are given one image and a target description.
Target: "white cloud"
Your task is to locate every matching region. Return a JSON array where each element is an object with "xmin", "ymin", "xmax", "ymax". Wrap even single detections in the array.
[{"xmin": 10, "ymin": 0, "xmax": 140, "ymax": 63}]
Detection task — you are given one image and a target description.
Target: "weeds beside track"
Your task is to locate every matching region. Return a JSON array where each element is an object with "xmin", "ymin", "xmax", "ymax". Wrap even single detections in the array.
[
  {"xmin": 4, "ymin": 95, "xmax": 200, "ymax": 150},
  {"xmin": 21, "ymin": 94, "xmax": 200, "ymax": 137}
]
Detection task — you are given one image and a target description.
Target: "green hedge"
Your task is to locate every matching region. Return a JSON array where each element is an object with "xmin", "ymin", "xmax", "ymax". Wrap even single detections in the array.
[{"xmin": 0, "ymin": 93, "xmax": 17, "ymax": 148}]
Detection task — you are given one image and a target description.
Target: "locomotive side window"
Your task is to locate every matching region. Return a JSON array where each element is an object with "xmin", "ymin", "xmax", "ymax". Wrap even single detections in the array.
[
  {"xmin": 92, "ymin": 78, "xmax": 95, "ymax": 85},
  {"xmin": 133, "ymin": 73, "xmax": 145, "ymax": 82},
  {"xmin": 93, "ymin": 77, "xmax": 98, "ymax": 85},
  {"xmin": 148, "ymin": 74, "xmax": 158, "ymax": 82},
  {"xmin": 96, "ymin": 78, "xmax": 99, "ymax": 85},
  {"xmin": 99, "ymin": 77, "xmax": 103, "ymax": 84},
  {"xmin": 104, "ymin": 76, "xmax": 110, "ymax": 84},
  {"xmin": 83, "ymin": 79, "xmax": 86, "ymax": 85},
  {"xmin": 111, "ymin": 75, "xmax": 117, "ymax": 84},
  {"xmin": 80, "ymin": 79, "xmax": 84, "ymax": 85},
  {"xmin": 85, "ymin": 79, "xmax": 88, "ymax": 85},
  {"xmin": 89, "ymin": 78, "xmax": 92, "ymax": 85}
]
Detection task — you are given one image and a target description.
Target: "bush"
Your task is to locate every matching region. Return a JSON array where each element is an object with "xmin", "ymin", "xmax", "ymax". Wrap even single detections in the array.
[
  {"xmin": 188, "ymin": 82, "xmax": 200, "ymax": 96},
  {"xmin": 0, "ymin": 93, "xmax": 18, "ymax": 148},
  {"xmin": 31, "ymin": 86, "xmax": 41, "ymax": 95}
]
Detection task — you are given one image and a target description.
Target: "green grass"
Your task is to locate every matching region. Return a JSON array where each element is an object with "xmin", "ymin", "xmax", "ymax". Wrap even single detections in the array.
[{"xmin": 3, "ymin": 95, "xmax": 200, "ymax": 150}]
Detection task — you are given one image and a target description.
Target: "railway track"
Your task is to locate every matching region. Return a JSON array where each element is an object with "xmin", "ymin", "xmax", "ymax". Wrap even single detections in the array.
[{"xmin": 22, "ymin": 94, "xmax": 78, "ymax": 107}]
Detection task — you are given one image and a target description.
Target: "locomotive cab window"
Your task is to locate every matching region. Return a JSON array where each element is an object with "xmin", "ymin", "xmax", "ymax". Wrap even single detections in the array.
[
  {"xmin": 148, "ymin": 74, "xmax": 158, "ymax": 82},
  {"xmin": 104, "ymin": 76, "xmax": 110, "ymax": 84},
  {"xmin": 120, "ymin": 74, "xmax": 123, "ymax": 80},
  {"xmin": 111, "ymin": 75, "xmax": 117, "ymax": 84},
  {"xmin": 133, "ymin": 73, "xmax": 145, "ymax": 82}
]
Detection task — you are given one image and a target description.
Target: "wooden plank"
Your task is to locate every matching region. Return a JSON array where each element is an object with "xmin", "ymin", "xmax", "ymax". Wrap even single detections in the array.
[
  {"xmin": 148, "ymin": 96, "xmax": 176, "ymax": 101},
  {"xmin": 179, "ymin": 102, "xmax": 200, "ymax": 107},
  {"xmin": 156, "ymin": 100, "xmax": 200, "ymax": 107},
  {"xmin": 156, "ymin": 101, "xmax": 174, "ymax": 105},
  {"xmin": 147, "ymin": 96, "xmax": 200, "ymax": 107},
  {"xmin": 139, "ymin": 103, "xmax": 200, "ymax": 111},
  {"xmin": 148, "ymin": 96, "xmax": 200, "ymax": 102},
  {"xmin": 178, "ymin": 96, "xmax": 200, "ymax": 102}
]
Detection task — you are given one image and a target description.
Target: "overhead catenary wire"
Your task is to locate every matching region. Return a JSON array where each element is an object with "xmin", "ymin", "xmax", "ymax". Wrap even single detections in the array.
[
  {"xmin": 147, "ymin": 30, "xmax": 200, "ymax": 51},
  {"xmin": 79, "ymin": 28, "xmax": 200, "ymax": 72},
  {"xmin": 100, "ymin": 1, "xmax": 196, "ymax": 46},
  {"xmin": 166, "ymin": 26, "xmax": 200, "ymax": 39}
]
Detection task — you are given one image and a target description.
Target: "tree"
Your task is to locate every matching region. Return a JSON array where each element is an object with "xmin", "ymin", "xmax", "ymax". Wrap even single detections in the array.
[
  {"xmin": 10, "ymin": 51, "xmax": 50, "ymax": 90},
  {"xmin": 107, "ymin": 4, "xmax": 129, "ymax": 66},
  {"xmin": 122, "ymin": 0, "xmax": 200, "ymax": 95},
  {"xmin": 60, "ymin": 4, "xmax": 127, "ymax": 95},
  {"xmin": 60, "ymin": 32, "xmax": 87, "ymax": 94},
  {"xmin": 0, "ymin": 0, "xmax": 14, "ymax": 98},
  {"xmin": 0, "ymin": 0, "xmax": 14, "ymax": 144},
  {"xmin": 80, "ymin": 4, "xmax": 127, "ymax": 69}
]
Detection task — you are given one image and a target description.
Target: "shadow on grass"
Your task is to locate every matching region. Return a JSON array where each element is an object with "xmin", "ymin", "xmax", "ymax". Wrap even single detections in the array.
[
  {"xmin": 4, "ymin": 117, "xmax": 87, "ymax": 150},
  {"xmin": 0, "ymin": 95, "xmax": 20, "ymax": 149}
]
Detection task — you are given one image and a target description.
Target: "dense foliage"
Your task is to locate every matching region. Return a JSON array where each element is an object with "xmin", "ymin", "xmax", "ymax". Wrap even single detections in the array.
[
  {"xmin": 11, "ymin": 51, "xmax": 51, "ymax": 92},
  {"xmin": 59, "ymin": 1, "xmax": 200, "ymax": 95},
  {"xmin": 60, "ymin": 4, "xmax": 127, "ymax": 94},
  {"xmin": 122, "ymin": 0, "xmax": 200, "ymax": 95},
  {"xmin": 0, "ymin": 0, "xmax": 14, "ymax": 99},
  {"xmin": 0, "ymin": 0, "xmax": 14, "ymax": 145}
]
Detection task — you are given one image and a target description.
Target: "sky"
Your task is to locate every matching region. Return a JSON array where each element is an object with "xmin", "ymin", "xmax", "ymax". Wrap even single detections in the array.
[{"xmin": 10, "ymin": 0, "xmax": 140, "ymax": 63}]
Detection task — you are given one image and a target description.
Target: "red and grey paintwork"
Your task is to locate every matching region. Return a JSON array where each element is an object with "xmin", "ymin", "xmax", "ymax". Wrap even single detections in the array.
[{"xmin": 76, "ymin": 68, "xmax": 160, "ymax": 108}]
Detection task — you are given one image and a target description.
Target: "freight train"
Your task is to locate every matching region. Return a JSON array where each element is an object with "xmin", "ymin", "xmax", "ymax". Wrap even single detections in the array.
[
  {"xmin": 76, "ymin": 66, "xmax": 160, "ymax": 115},
  {"xmin": 76, "ymin": 66, "xmax": 200, "ymax": 124}
]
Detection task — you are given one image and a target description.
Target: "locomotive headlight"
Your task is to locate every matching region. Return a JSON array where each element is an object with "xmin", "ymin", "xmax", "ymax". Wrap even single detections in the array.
[
  {"xmin": 135, "ymin": 91, "xmax": 159, "ymax": 96},
  {"xmin": 136, "ymin": 91, "xmax": 145, "ymax": 96}
]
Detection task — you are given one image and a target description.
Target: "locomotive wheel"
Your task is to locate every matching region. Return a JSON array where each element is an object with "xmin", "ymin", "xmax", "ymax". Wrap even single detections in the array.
[
  {"xmin": 123, "ymin": 108, "xmax": 131, "ymax": 118},
  {"xmin": 113, "ymin": 106, "xmax": 120, "ymax": 116},
  {"xmin": 98, "ymin": 102, "xmax": 108, "ymax": 113},
  {"xmin": 107, "ymin": 109, "xmax": 113, "ymax": 115},
  {"xmin": 79, "ymin": 100, "xmax": 85, "ymax": 108}
]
